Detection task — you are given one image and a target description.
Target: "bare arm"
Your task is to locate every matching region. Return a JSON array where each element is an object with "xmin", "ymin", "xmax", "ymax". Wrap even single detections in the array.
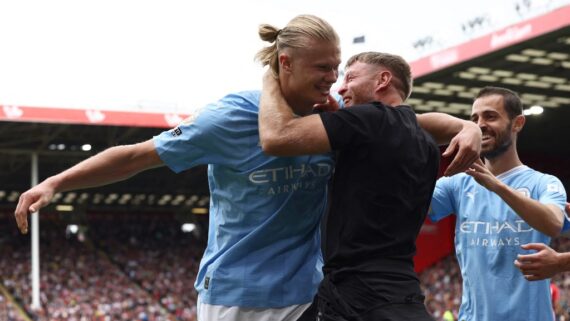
[
  {"xmin": 417, "ymin": 113, "xmax": 482, "ymax": 176},
  {"xmin": 515, "ymin": 243, "xmax": 570, "ymax": 281},
  {"xmin": 14, "ymin": 139, "xmax": 162, "ymax": 233},
  {"xmin": 466, "ymin": 159, "xmax": 564, "ymax": 237},
  {"xmin": 259, "ymin": 72, "xmax": 331, "ymax": 156},
  {"xmin": 515, "ymin": 204, "xmax": 570, "ymax": 280}
]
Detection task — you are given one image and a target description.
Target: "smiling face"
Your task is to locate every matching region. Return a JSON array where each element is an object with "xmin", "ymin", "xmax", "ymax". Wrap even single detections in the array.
[
  {"xmin": 337, "ymin": 61, "xmax": 381, "ymax": 107},
  {"xmin": 471, "ymin": 94, "xmax": 516, "ymax": 159},
  {"xmin": 279, "ymin": 39, "xmax": 341, "ymax": 115}
]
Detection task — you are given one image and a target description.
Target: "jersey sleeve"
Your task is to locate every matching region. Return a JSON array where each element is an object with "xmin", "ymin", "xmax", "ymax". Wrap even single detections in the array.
[
  {"xmin": 429, "ymin": 176, "xmax": 457, "ymax": 222},
  {"xmin": 537, "ymin": 174, "xmax": 569, "ymax": 232},
  {"xmin": 153, "ymin": 93, "xmax": 257, "ymax": 173},
  {"xmin": 318, "ymin": 104, "xmax": 389, "ymax": 150}
]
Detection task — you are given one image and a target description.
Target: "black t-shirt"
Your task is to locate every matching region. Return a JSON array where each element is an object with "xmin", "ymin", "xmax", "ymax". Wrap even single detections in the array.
[{"xmin": 318, "ymin": 102, "xmax": 439, "ymax": 312}]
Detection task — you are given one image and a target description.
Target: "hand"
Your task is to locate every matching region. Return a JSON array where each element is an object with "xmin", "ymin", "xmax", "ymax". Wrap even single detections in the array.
[
  {"xmin": 464, "ymin": 159, "xmax": 502, "ymax": 192},
  {"xmin": 442, "ymin": 121, "xmax": 481, "ymax": 176},
  {"xmin": 313, "ymin": 94, "xmax": 340, "ymax": 113},
  {"xmin": 514, "ymin": 243, "xmax": 562, "ymax": 281},
  {"xmin": 14, "ymin": 182, "xmax": 55, "ymax": 234}
]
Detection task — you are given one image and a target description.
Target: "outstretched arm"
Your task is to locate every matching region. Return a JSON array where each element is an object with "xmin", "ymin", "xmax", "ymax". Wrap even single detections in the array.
[
  {"xmin": 416, "ymin": 113, "xmax": 482, "ymax": 176},
  {"xmin": 259, "ymin": 72, "xmax": 332, "ymax": 156},
  {"xmin": 466, "ymin": 159, "xmax": 564, "ymax": 237},
  {"xmin": 14, "ymin": 140, "xmax": 163, "ymax": 233}
]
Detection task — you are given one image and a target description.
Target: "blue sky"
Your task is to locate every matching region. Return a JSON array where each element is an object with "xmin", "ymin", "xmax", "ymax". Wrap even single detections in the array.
[{"xmin": 0, "ymin": 0, "xmax": 567, "ymax": 113}]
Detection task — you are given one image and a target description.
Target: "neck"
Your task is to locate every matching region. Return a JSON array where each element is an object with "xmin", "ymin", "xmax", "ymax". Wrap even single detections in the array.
[
  {"xmin": 286, "ymin": 96, "xmax": 312, "ymax": 116},
  {"xmin": 279, "ymin": 76, "xmax": 313, "ymax": 116},
  {"xmin": 376, "ymin": 90, "xmax": 403, "ymax": 107},
  {"xmin": 484, "ymin": 146, "xmax": 522, "ymax": 176}
]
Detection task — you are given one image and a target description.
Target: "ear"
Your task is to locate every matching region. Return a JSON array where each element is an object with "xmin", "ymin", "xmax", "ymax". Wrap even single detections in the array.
[
  {"xmin": 512, "ymin": 114, "xmax": 525, "ymax": 133},
  {"xmin": 376, "ymin": 70, "xmax": 392, "ymax": 92},
  {"xmin": 279, "ymin": 53, "xmax": 292, "ymax": 73}
]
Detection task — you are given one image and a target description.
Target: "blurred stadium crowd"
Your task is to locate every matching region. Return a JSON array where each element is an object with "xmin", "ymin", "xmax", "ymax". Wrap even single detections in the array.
[
  {"xmin": 0, "ymin": 211, "xmax": 202, "ymax": 321},
  {"xmin": 1, "ymin": 211, "xmax": 570, "ymax": 321}
]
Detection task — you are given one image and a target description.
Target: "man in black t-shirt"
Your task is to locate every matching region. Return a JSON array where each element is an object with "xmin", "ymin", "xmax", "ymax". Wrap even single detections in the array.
[{"xmin": 259, "ymin": 52, "xmax": 481, "ymax": 321}]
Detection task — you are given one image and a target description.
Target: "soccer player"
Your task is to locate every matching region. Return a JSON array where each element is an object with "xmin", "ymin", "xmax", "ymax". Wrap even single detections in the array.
[{"xmin": 429, "ymin": 87, "xmax": 567, "ymax": 321}]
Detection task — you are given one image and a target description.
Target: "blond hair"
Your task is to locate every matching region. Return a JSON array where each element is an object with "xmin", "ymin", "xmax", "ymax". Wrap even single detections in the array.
[{"xmin": 255, "ymin": 14, "xmax": 339, "ymax": 76}]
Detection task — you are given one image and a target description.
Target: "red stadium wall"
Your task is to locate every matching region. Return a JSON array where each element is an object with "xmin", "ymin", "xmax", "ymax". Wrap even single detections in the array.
[
  {"xmin": 413, "ymin": 149, "xmax": 456, "ymax": 273},
  {"xmin": 414, "ymin": 216, "xmax": 455, "ymax": 273}
]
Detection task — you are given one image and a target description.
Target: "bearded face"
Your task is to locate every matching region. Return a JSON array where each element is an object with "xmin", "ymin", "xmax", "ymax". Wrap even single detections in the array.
[
  {"xmin": 481, "ymin": 120, "xmax": 513, "ymax": 159},
  {"xmin": 471, "ymin": 94, "xmax": 520, "ymax": 160}
]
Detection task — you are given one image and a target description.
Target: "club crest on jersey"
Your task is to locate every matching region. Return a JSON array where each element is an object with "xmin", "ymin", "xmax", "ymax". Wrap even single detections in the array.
[{"xmin": 547, "ymin": 183, "xmax": 563, "ymax": 193}]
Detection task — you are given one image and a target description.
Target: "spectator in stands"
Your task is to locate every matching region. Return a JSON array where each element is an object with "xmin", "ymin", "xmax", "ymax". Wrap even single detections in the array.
[
  {"xmin": 90, "ymin": 217, "xmax": 200, "ymax": 320},
  {"xmin": 429, "ymin": 87, "xmax": 567, "ymax": 321},
  {"xmin": 258, "ymin": 51, "xmax": 481, "ymax": 320},
  {"xmin": 442, "ymin": 310, "xmax": 455, "ymax": 321},
  {"xmin": 419, "ymin": 254, "xmax": 463, "ymax": 320},
  {"xmin": 0, "ymin": 217, "xmax": 179, "ymax": 321},
  {"xmin": 0, "ymin": 293, "xmax": 29, "ymax": 321},
  {"xmin": 14, "ymin": 15, "xmax": 481, "ymax": 321},
  {"xmin": 515, "ymin": 203, "xmax": 570, "ymax": 281}
]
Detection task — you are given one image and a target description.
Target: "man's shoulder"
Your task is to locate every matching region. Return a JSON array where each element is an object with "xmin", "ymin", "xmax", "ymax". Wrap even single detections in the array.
[
  {"xmin": 219, "ymin": 90, "xmax": 261, "ymax": 108},
  {"xmin": 371, "ymin": 102, "xmax": 413, "ymax": 112},
  {"xmin": 355, "ymin": 101, "xmax": 412, "ymax": 110},
  {"xmin": 342, "ymin": 102, "xmax": 414, "ymax": 117},
  {"xmin": 195, "ymin": 90, "xmax": 260, "ymax": 119},
  {"xmin": 503, "ymin": 165, "xmax": 562, "ymax": 185},
  {"xmin": 437, "ymin": 172, "xmax": 473, "ymax": 188},
  {"xmin": 521, "ymin": 166, "xmax": 560, "ymax": 180},
  {"xmin": 231, "ymin": 89, "xmax": 261, "ymax": 100}
]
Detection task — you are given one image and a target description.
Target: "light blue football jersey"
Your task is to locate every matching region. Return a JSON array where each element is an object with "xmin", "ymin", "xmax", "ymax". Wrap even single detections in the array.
[
  {"xmin": 430, "ymin": 165, "xmax": 567, "ymax": 321},
  {"xmin": 153, "ymin": 90, "xmax": 334, "ymax": 308}
]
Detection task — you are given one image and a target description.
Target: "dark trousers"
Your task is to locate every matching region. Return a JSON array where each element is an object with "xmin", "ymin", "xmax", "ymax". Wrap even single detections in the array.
[
  {"xmin": 316, "ymin": 275, "xmax": 434, "ymax": 321},
  {"xmin": 319, "ymin": 299, "xmax": 434, "ymax": 321}
]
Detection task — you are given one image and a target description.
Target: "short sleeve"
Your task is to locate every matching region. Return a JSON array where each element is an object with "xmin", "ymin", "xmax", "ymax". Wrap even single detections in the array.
[
  {"xmin": 153, "ymin": 92, "xmax": 258, "ymax": 173},
  {"xmin": 537, "ymin": 174, "xmax": 567, "ymax": 207},
  {"xmin": 537, "ymin": 174, "xmax": 569, "ymax": 232},
  {"xmin": 429, "ymin": 176, "xmax": 457, "ymax": 222}
]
